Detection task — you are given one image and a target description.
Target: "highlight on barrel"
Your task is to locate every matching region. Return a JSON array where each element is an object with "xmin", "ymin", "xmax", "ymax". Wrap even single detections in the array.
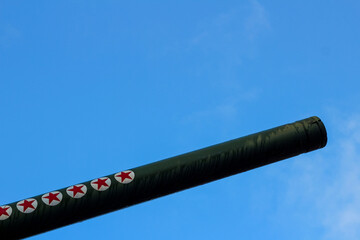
[{"xmin": 0, "ymin": 116, "xmax": 327, "ymax": 239}]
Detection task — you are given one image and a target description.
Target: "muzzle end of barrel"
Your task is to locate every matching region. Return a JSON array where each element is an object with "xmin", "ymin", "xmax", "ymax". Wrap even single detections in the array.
[{"xmin": 304, "ymin": 116, "xmax": 328, "ymax": 151}]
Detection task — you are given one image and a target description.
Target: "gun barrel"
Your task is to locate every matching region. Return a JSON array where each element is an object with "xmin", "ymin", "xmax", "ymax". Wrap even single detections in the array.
[{"xmin": 0, "ymin": 116, "xmax": 327, "ymax": 239}]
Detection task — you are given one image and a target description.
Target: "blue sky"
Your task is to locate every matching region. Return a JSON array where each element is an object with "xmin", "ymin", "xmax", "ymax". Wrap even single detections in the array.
[{"xmin": 1, "ymin": 1, "xmax": 360, "ymax": 239}]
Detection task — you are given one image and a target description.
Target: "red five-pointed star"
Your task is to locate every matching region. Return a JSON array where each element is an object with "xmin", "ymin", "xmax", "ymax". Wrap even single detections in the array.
[
  {"xmin": 19, "ymin": 200, "xmax": 35, "ymax": 212},
  {"xmin": 68, "ymin": 185, "xmax": 85, "ymax": 197},
  {"xmin": 116, "ymin": 171, "xmax": 132, "ymax": 182},
  {"xmin": 0, "ymin": 207, "xmax": 9, "ymax": 217},
  {"xmin": 44, "ymin": 192, "xmax": 60, "ymax": 204},
  {"xmin": 93, "ymin": 178, "xmax": 109, "ymax": 189}
]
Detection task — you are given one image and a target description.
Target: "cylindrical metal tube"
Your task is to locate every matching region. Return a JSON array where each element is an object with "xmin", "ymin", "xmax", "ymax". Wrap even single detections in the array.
[{"xmin": 0, "ymin": 116, "xmax": 327, "ymax": 239}]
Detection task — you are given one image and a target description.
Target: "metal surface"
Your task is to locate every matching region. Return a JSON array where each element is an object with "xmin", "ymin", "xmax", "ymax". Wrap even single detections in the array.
[{"xmin": 0, "ymin": 116, "xmax": 327, "ymax": 239}]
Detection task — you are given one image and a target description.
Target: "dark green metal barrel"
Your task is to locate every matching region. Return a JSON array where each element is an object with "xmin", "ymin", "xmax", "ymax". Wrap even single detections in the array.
[{"xmin": 0, "ymin": 116, "xmax": 327, "ymax": 239}]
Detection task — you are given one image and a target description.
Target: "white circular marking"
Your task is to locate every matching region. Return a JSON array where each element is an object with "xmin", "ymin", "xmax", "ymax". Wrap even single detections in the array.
[
  {"xmin": 0, "ymin": 205, "xmax": 12, "ymax": 220},
  {"xmin": 114, "ymin": 170, "xmax": 135, "ymax": 184},
  {"xmin": 16, "ymin": 198, "xmax": 38, "ymax": 214},
  {"xmin": 42, "ymin": 191, "xmax": 63, "ymax": 206},
  {"xmin": 66, "ymin": 184, "xmax": 87, "ymax": 199},
  {"xmin": 90, "ymin": 177, "xmax": 111, "ymax": 191}
]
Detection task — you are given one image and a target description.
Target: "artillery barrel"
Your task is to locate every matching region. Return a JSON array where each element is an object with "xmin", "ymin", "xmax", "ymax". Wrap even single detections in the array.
[{"xmin": 0, "ymin": 116, "xmax": 327, "ymax": 239}]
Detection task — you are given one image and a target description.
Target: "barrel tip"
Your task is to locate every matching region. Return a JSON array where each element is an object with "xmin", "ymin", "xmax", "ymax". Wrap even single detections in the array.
[{"xmin": 307, "ymin": 116, "xmax": 328, "ymax": 149}]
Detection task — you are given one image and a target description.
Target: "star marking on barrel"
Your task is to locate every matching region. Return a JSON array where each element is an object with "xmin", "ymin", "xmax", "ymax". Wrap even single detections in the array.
[
  {"xmin": 66, "ymin": 184, "xmax": 87, "ymax": 199},
  {"xmin": 91, "ymin": 177, "xmax": 111, "ymax": 191},
  {"xmin": 42, "ymin": 191, "xmax": 63, "ymax": 206},
  {"xmin": 17, "ymin": 199, "xmax": 38, "ymax": 214},
  {"xmin": 114, "ymin": 170, "xmax": 135, "ymax": 184},
  {"xmin": 0, "ymin": 205, "xmax": 12, "ymax": 220}
]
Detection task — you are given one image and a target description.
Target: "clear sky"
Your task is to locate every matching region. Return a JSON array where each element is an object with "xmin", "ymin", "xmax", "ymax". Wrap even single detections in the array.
[{"xmin": 1, "ymin": 1, "xmax": 360, "ymax": 239}]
